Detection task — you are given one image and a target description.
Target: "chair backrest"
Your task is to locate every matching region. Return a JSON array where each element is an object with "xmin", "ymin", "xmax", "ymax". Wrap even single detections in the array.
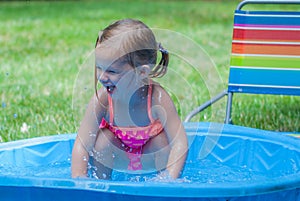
[
  {"xmin": 228, "ymin": 3, "xmax": 300, "ymax": 96},
  {"xmin": 184, "ymin": 1, "xmax": 300, "ymax": 123}
]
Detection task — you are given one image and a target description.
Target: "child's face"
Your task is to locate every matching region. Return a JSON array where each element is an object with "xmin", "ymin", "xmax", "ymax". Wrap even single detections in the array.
[{"xmin": 95, "ymin": 49, "xmax": 137, "ymax": 95}]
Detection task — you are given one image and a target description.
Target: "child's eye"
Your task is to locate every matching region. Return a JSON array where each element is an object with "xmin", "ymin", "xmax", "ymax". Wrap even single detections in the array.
[
  {"xmin": 107, "ymin": 70, "xmax": 117, "ymax": 74},
  {"xmin": 96, "ymin": 65, "xmax": 103, "ymax": 71}
]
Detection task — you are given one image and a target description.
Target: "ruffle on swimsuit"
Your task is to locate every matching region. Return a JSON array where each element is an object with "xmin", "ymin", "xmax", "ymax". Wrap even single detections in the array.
[{"xmin": 99, "ymin": 81, "xmax": 164, "ymax": 170}]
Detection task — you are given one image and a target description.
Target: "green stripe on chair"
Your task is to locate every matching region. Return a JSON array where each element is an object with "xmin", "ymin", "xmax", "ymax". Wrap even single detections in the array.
[{"xmin": 230, "ymin": 55, "xmax": 300, "ymax": 69}]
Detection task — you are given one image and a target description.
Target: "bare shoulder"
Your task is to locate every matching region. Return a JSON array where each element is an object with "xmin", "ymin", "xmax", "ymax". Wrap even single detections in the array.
[
  {"xmin": 150, "ymin": 80, "xmax": 183, "ymax": 132},
  {"xmin": 151, "ymin": 80, "xmax": 178, "ymax": 122},
  {"xmin": 91, "ymin": 87, "xmax": 109, "ymax": 119},
  {"xmin": 151, "ymin": 80, "xmax": 173, "ymax": 105},
  {"xmin": 96, "ymin": 87, "xmax": 109, "ymax": 106}
]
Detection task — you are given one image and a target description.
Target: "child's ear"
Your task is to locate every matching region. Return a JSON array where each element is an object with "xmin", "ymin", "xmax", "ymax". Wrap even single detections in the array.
[{"xmin": 137, "ymin": 65, "xmax": 150, "ymax": 78}]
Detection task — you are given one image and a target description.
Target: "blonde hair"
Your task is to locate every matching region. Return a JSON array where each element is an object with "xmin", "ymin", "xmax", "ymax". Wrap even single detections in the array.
[{"xmin": 95, "ymin": 19, "xmax": 169, "ymax": 78}]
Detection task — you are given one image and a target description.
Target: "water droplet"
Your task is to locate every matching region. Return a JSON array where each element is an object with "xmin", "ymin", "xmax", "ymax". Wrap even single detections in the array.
[
  {"xmin": 13, "ymin": 113, "xmax": 18, "ymax": 118},
  {"xmin": 1, "ymin": 102, "xmax": 6, "ymax": 108},
  {"xmin": 89, "ymin": 131, "xmax": 96, "ymax": 137},
  {"xmin": 132, "ymin": 176, "xmax": 141, "ymax": 182},
  {"xmin": 87, "ymin": 163, "xmax": 92, "ymax": 169},
  {"xmin": 207, "ymin": 179, "xmax": 214, "ymax": 184},
  {"xmin": 88, "ymin": 150, "xmax": 94, "ymax": 157},
  {"xmin": 92, "ymin": 171, "xmax": 99, "ymax": 179},
  {"xmin": 83, "ymin": 156, "xmax": 87, "ymax": 161}
]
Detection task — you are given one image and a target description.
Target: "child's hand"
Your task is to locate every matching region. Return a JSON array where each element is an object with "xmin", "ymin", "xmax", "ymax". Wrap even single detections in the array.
[
  {"xmin": 149, "ymin": 170, "xmax": 191, "ymax": 183},
  {"xmin": 150, "ymin": 170, "xmax": 175, "ymax": 182}
]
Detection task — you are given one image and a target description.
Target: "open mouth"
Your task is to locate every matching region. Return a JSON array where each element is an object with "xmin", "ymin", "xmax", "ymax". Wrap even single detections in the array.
[{"xmin": 106, "ymin": 86, "xmax": 115, "ymax": 94}]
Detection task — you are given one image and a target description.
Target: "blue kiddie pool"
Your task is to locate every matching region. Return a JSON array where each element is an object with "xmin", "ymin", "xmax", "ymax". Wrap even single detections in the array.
[{"xmin": 0, "ymin": 122, "xmax": 300, "ymax": 201}]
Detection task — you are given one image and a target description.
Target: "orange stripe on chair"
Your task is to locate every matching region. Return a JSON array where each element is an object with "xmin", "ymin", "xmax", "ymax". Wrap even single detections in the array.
[{"xmin": 232, "ymin": 43, "xmax": 300, "ymax": 56}]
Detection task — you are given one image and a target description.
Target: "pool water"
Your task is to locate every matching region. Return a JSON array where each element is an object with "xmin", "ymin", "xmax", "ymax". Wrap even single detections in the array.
[
  {"xmin": 0, "ymin": 160, "xmax": 71, "ymax": 179},
  {"xmin": 0, "ymin": 158, "xmax": 279, "ymax": 184}
]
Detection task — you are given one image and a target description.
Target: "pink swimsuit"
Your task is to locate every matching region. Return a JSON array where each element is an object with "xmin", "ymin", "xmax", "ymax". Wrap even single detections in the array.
[{"xmin": 99, "ymin": 82, "xmax": 164, "ymax": 170}]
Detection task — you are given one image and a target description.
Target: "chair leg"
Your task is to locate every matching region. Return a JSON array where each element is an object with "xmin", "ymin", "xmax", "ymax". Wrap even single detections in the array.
[
  {"xmin": 184, "ymin": 90, "xmax": 227, "ymax": 122},
  {"xmin": 225, "ymin": 92, "xmax": 233, "ymax": 124}
]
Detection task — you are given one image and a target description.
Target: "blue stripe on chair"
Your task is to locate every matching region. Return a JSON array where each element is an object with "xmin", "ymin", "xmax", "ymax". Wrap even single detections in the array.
[
  {"xmin": 228, "ymin": 85, "xmax": 300, "ymax": 95},
  {"xmin": 234, "ymin": 10, "xmax": 300, "ymax": 26},
  {"xmin": 236, "ymin": 10, "xmax": 300, "ymax": 16},
  {"xmin": 228, "ymin": 67, "xmax": 300, "ymax": 95}
]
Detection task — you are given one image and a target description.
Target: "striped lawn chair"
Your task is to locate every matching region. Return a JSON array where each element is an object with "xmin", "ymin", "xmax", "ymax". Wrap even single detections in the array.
[{"xmin": 185, "ymin": 0, "xmax": 300, "ymax": 124}]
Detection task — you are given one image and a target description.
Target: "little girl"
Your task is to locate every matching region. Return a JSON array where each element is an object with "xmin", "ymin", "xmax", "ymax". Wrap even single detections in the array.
[{"xmin": 72, "ymin": 19, "xmax": 188, "ymax": 179}]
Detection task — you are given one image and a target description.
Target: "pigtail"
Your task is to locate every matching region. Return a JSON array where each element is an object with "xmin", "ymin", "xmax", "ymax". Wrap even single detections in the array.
[
  {"xmin": 149, "ymin": 43, "xmax": 169, "ymax": 78},
  {"xmin": 95, "ymin": 36, "xmax": 100, "ymax": 48}
]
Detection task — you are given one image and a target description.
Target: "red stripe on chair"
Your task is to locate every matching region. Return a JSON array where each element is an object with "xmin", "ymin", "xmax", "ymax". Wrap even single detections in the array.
[{"xmin": 233, "ymin": 28, "xmax": 300, "ymax": 42}]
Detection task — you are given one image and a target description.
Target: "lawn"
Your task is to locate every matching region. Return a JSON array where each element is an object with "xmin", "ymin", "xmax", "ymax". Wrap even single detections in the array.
[{"xmin": 0, "ymin": 0, "xmax": 299, "ymax": 142}]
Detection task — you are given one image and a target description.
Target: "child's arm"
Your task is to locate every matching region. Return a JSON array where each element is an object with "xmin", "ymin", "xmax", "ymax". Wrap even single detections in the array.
[
  {"xmin": 71, "ymin": 90, "xmax": 107, "ymax": 178},
  {"xmin": 153, "ymin": 86, "xmax": 188, "ymax": 179},
  {"xmin": 72, "ymin": 135, "xmax": 90, "ymax": 178}
]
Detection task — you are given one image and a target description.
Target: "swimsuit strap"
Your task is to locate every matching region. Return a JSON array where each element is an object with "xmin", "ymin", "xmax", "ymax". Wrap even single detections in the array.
[
  {"xmin": 107, "ymin": 79, "xmax": 154, "ymax": 125},
  {"xmin": 147, "ymin": 80, "xmax": 155, "ymax": 123},
  {"xmin": 108, "ymin": 94, "xmax": 114, "ymax": 124}
]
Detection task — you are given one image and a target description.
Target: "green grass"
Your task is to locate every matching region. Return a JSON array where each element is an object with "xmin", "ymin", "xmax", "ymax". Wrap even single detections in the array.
[{"xmin": 1, "ymin": 0, "xmax": 299, "ymax": 142}]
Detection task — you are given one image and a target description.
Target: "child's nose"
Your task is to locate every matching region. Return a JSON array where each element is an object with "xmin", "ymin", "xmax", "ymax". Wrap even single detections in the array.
[{"xmin": 99, "ymin": 71, "xmax": 109, "ymax": 83}]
